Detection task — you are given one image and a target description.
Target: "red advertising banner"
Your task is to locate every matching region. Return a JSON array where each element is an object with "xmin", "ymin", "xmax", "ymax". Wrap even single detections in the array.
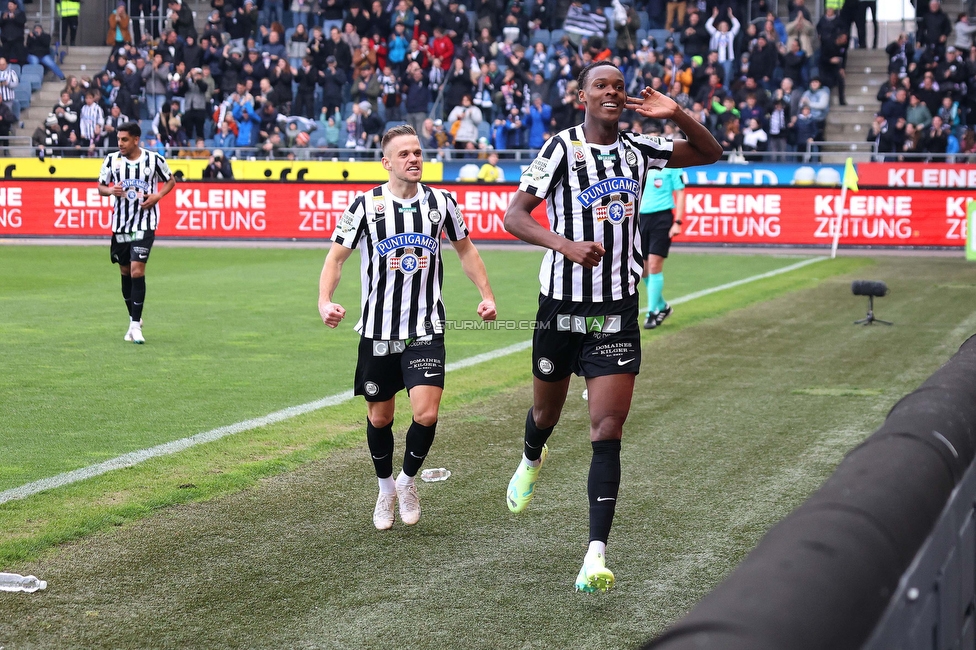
[
  {"xmin": 857, "ymin": 163, "xmax": 976, "ymax": 189},
  {"xmin": 0, "ymin": 182, "xmax": 967, "ymax": 247}
]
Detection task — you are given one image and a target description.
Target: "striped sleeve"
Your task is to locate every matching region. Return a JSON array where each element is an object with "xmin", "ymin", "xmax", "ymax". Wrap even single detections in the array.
[
  {"xmin": 98, "ymin": 153, "xmax": 114, "ymax": 185},
  {"xmin": 518, "ymin": 136, "xmax": 566, "ymax": 199},
  {"xmin": 622, "ymin": 132, "xmax": 673, "ymax": 169},
  {"xmin": 154, "ymin": 153, "xmax": 173, "ymax": 181},
  {"xmin": 332, "ymin": 195, "xmax": 366, "ymax": 248},
  {"xmin": 442, "ymin": 191, "xmax": 468, "ymax": 241}
]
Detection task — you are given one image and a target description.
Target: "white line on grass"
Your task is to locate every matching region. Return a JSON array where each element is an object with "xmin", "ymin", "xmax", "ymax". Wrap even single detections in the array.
[{"xmin": 0, "ymin": 257, "xmax": 827, "ymax": 505}]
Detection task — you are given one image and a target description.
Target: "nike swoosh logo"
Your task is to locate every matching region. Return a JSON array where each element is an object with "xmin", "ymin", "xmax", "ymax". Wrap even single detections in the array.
[
  {"xmin": 409, "ymin": 451, "xmax": 425, "ymax": 459},
  {"xmin": 596, "ymin": 497, "xmax": 616, "ymax": 502},
  {"xmin": 371, "ymin": 454, "xmax": 389, "ymax": 460},
  {"xmin": 424, "ymin": 371, "xmax": 442, "ymax": 377},
  {"xmin": 617, "ymin": 358, "xmax": 635, "ymax": 366}
]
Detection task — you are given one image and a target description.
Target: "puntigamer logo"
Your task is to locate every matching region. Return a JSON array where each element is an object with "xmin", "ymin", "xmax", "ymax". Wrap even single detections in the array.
[
  {"xmin": 375, "ymin": 233, "xmax": 439, "ymax": 257},
  {"xmin": 576, "ymin": 178, "xmax": 640, "ymax": 208}
]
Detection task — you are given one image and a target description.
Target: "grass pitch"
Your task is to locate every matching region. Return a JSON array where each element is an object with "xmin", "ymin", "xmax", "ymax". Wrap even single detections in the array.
[{"xmin": 1, "ymin": 245, "xmax": 973, "ymax": 648}]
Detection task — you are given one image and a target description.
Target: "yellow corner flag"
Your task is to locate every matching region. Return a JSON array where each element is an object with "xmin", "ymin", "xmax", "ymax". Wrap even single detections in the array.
[{"xmin": 842, "ymin": 158, "xmax": 859, "ymax": 192}]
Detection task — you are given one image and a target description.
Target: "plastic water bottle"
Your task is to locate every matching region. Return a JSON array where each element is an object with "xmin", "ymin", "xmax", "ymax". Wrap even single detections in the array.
[
  {"xmin": 0, "ymin": 573, "xmax": 47, "ymax": 593},
  {"xmin": 421, "ymin": 468, "xmax": 451, "ymax": 482}
]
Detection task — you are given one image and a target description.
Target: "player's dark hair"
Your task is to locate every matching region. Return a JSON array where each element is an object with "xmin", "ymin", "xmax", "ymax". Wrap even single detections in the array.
[
  {"xmin": 381, "ymin": 124, "xmax": 419, "ymax": 153},
  {"xmin": 118, "ymin": 121, "xmax": 142, "ymax": 138},
  {"xmin": 577, "ymin": 60, "xmax": 620, "ymax": 91}
]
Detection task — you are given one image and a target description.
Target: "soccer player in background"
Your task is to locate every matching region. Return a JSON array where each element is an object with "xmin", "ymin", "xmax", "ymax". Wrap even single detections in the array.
[
  {"xmin": 503, "ymin": 61, "xmax": 721, "ymax": 592},
  {"xmin": 97, "ymin": 122, "xmax": 176, "ymax": 344},
  {"xmin": 639, "ymin": 166, "xmax": 687, "ymax": 329},
  {"xmin": 318, "ymin": 124, "xmax": 496, "ymax": 531}
]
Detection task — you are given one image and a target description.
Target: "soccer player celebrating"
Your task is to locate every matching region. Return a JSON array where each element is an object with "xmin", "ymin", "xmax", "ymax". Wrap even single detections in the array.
[
  {"xmin": 319, "ymin": 125, "xmax": 496, "ymax": 531},
  {"xmin": 639, "ymin": 166, "xmax": 687, "ymax": 329},
  {"xmin": 97, "ymin": 122, "xmax": 176, "ymax": 344},
  {"xmin": 503, "ymin": 61, "xmax": 721, "ymax": 592}
]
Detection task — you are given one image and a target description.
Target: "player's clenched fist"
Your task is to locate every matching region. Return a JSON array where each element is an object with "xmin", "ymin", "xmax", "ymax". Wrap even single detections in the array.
[
  {"xmin": 563, "ymin": 241, "xmax": 606, "ymax": 269},
  {"xmin": 477, "ymin": 299, "xmax": 497, "ymax": 321},
  {"xmin": 319, "ymin": 301, "xmax": 346, "ymax": 328}
]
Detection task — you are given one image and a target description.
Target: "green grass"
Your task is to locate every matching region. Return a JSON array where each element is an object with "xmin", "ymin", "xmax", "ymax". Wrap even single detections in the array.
[{"xmin": 4, "ymin": 247, "xmax": 972, "ymax": 648}]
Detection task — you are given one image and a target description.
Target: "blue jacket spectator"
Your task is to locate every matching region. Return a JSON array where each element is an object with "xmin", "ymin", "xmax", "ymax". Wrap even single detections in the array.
[
  {"xmin": 525, "ymin": 98, "xmax": 551, "ymax": 149},
  {"xmin": 214, "ymin": 125, "xmax": 237, "ymax": 149},
  {"xmin": 233, "ymin": 97, "xmax": 257, "ymax": 145}
]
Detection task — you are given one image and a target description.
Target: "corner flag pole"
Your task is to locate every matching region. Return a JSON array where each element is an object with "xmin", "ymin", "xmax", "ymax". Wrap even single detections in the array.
[{"xmin": 831, "ymin": 158, "xmax": 859, "ymax": 259}]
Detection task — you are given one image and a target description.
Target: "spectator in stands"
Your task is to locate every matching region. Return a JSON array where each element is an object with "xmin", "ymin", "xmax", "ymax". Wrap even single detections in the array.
[
  {"xmin": 214, "ymin": 118, "xmax": 237, "ymax": 150},
  {"xmin": 953, "ymin": 13, "xmax": 976, "ymax": 50},
  {"xmin": 168, "ymin": 0, "xmax": 197, "ymax": 41},
  {"xmin": 819, "ymin": 30, "xmax": 849, "ymax": 105},
  {"xmin": 767, "ymin": 97, "xmax": 789, "ymax": 160},
  {"xmin": 32, "ymin": 114, "xmax": 63, "ymax": 158},
  {"xmin": 877, "ymin": 71, "xmax": 902, "ymax": 103},
  {"xmin": 204, "ymin": 149, "xmax": 235, "ymax": 177},
  {"xmin": 939, "ymin": 46, "xmax": 967, "ymax": 98},
  {"xmin": 524, "ymin": 94, "xmax": 550, "ymax": 148},
  {"xmin": 291, "ymin": 56, "xmax": 317, "ymax": 119},
  {"xmin": 477, "ymin": 150, "xmax": 504, "ymax": 180},
  {"xmin": 53, "ymin": 90, "xmax": 78, "ymax": 136},
  {"xmin": 885, "ymin": 33, "xmax": 914, "ymax": 79},
  {"xmin": 741, "ymin": 117, "xmax": 768, "ymax": 158},
  {"xmin": 613, "ymin": 0, "xmax": 640, "ymax": 55},
  {"xmin": 937, "ymin": 94, "xmax": 961, "ymax": 132},
  {"xmin": 0, "ymin": 1, "xmax": 26, "ymax": 64},
  {"xmin": 880, "ymin": 86, "xmax": 908, "ymax": 122},
  {"xmin": 785, "ymin": 11, "xmax": 816, "ymax": 63},
  {"xmin": 918, "ymin": 0, "xmax": 952, "ymax": 59},
  {"xmin": 705, "ymin": 6, "xmax": 740, "ymax": 86},
  {"xmin": 144, "ymin": 53, "xmax": 171, "ymax": 117},
  {"xmin": 921, "ymin": 114, "xmax": 949, "ymax": 160},
  {"xmin": 788, "ymin": 0, "xmax": 812, "ymax": 22},
  {"xmin": 345, "ymin": 2, "xmax": 371, "ymax": 37},
  {"xmin": 351, "ymin": 63, "xmax": 381, "ymax": 113},
  {"xmin": 319, "ymin": 0, "xmax": 347, "ymax": 36},
  {"xmin": 0, "ymin": 96, "xmax": 13, "ymax": 149},
  {"xmin": 448, "ymin": 93, "xmax": 482, "ymax": 151},
  {"xmin": 258, "ymin": 99, "xmax": 280, "ymax": 143},
  {"xmin": 318, "ymin": 55, "xmax": 347, "ymax": 118},
  {"xmin": 102, "ymin": 103, "xmax": 127, "ymax": 149},
  {"xmin": 800, "ymin": 76, "xmax": 829, "ymax": 123},
  {"xmin": 233, "ymin": 93, "xmax": 257, "ymax": 147},
  {"xmin": 748, "ymin": 34, "xmax": 778, "ymax": 90},
  {"xmin": 288, "ymin": 24, "xmax": 310, "ymax": 70},
  {"xmin": 184, "ymin": 67, "xmax": 211, "ymax": 141},
  {"xmin": 718, "ymin": 115, "xmax": 743, "ymax": 156},
  {"xmin": 26, "ymin": 23, "xmax": 64, "ymax": 81},
  {"xmin": 853, "ymin": 0, "xmax": 877, "ymax": 49},
  {"xmin": 358, "ymin": 100, "xmax": 383, "ymax": 147},
  {"xmin": 790, "ymin": 103, "xmax": 818, "ymax": 160},
  {"xmin": 780, "ymin": 38, "xmax": 808, "ymax": 86},
  {"xmin": 107, "ymin": 2, "xmax": 132, "ymax": 47},
  {"xmin": 916, "ymin": 71, "xmax": 943, "ymax": 114},
  {"xmin": 774, "ymin": 77, "xmax": 802, "ymax": 118},
  {"xmin": 444, "ymin": 0, "xmax": 470, "ymax": 46},
  {"xmin": 681, "ymin": 11, "xmax": 710, "ymax": 59}
]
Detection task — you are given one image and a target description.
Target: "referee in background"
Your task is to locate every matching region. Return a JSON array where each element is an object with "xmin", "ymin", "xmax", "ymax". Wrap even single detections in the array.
[
  {"xmin": 318, "ymin": 124, "xmax": 496, "ymax": 531},
  {"xmin": 638, "ymin": 166, "xmax": 686, "ymax": 329},
  {"xmin": 97, "ymin": 122, "xmax": 176, "ymax": 344}
]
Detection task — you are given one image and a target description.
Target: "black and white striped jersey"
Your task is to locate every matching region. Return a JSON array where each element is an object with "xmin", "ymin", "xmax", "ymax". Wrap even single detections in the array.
[
  {"xmin": 331, "ymin": 182, "xmax": 469, "ymax": 340},
  {"xmin": 98, "ymin": 149, "xmax": 173, "ymax": 233},
  {"xmin": 518, "ymin": 126, "xmax": 673, "ymax": 302}
]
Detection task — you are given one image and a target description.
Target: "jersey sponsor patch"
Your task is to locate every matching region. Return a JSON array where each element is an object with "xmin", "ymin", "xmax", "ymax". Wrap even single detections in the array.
[
  {"xmin": 522, "ymin": 158, "xmax": 550, "ymax": 183},
  {"xmin": 375, "ymin": 232, "xmax": 439, "ymax": 256},
  {"xmin": 576, "ymin": 177, "xmax": 641, "ymax": 208}
]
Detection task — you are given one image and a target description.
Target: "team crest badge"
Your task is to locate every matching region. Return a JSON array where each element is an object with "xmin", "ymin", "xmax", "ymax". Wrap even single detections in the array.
[
  {"xmin": 427, "ymin": 208, "xmax": 442, "ymax": 224},
  {"xmin": 389, "ymin": 251, "xmax": 429, "ymax": 275},
  {"xmin": 654, "ymin": 178, "xmax": 663, "ymax": 188},
  {"xmin": 364, "ymin": 381, "xmax": 379, "ymax": 396},
  {"xmin": 537, "ymin": 357, "xmax": 554, "ymax": 375},
  {"xmin": 625, "ymin": 150, "xmax": 638, "ymax": 166}
]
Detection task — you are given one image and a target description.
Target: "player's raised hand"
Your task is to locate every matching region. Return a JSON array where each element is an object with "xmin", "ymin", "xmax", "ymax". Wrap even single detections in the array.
[
  {"xmin": 626, "ymin": 86, "xmax": 679, "ymax": 120},
  {"xmin": 477, "ymin": 299, "xmax": 497, "ymax": 321},
  {"xmin": 562, "ymin": 241, "xmax": 605, "ymax": 269},
  {"xmin": 319, "ymin": 301, "xmax": 346, "ymax": 328}
]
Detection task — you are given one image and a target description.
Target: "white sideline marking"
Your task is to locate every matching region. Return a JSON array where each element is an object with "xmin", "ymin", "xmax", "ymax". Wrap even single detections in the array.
[{"xmin": 0, "ymin": 257, "xmax": 827, "ymax": 505}]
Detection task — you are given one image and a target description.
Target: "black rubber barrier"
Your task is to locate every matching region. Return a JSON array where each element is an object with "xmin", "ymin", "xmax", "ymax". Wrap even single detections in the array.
[{"xmin": 642, "ymin": 334, "xmax": 976, "ymax": 650}]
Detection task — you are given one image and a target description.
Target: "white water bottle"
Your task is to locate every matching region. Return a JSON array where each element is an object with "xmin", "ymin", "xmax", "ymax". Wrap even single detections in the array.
[
  {"xmin": 420, "ymin": 468, "xmax": 451, "ymax": 482},
  {"xmin": 0, "ymin": 572, "xmax": 47, "ymax": 593}
]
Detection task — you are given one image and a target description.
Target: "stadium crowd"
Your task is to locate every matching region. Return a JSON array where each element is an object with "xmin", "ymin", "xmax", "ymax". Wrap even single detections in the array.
[{"xmin": 5, "ymin": 0, "xmax": 976, "ymax": 161}]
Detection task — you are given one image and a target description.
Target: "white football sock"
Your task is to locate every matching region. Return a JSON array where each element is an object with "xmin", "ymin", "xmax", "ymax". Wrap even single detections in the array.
[{"xmin": 378, "ymin": 476, "xmax": 395, "ymax": 494}]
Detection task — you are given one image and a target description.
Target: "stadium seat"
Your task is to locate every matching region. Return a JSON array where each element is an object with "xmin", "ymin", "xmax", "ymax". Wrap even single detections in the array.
[
  {"xmin": 9, "ymin": 99, "xmax": 19, "ymax": 119},
  {"xmin": 550, "ymin": 28, "xmax": 564, "ymax": 43},
  {"xmin": 14, "ymin": 87, "xmax": 31, "ymax": 107},
  {"xmin": 636, "ymin": 28, "xmax": 647, "ymax": 43},
  {"xmin": 21, "ymin": 63, "xmax": 44, "ymax": 79},
  {"xmin": 531, "ymin": 29, "xmax": 550, "ymax": 46},
  {"xmin": 139, "ymin": 118, "xmax": 154, "ymax": 134},
  {"xmin": 285, "ymin": 27, "xmax": 296, "ymax": 43},
  {"xmin": 638, "ymin": 10, "xmax": 650, "ymax": 31},
  {"xmin": 343, "ymin": 101, "xmax": 353, "ymax": 118},
  {"xmin": 204, "ymin": 138, "xmax": 215, "ymax": 148},
  {"xmin": 21, "ymin": 71, "xmax": 42, "ymax": 92},
  {"xmin": 384, "ymin": 120, "xmax": 406, "ymax": 131},
  {"xmin": 477, "ymin": 121, "xmax": 490, "ymax": 141},
  {"xmin": 8, "ymin": 63, "xmax": 20, "ymax": 76}
]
